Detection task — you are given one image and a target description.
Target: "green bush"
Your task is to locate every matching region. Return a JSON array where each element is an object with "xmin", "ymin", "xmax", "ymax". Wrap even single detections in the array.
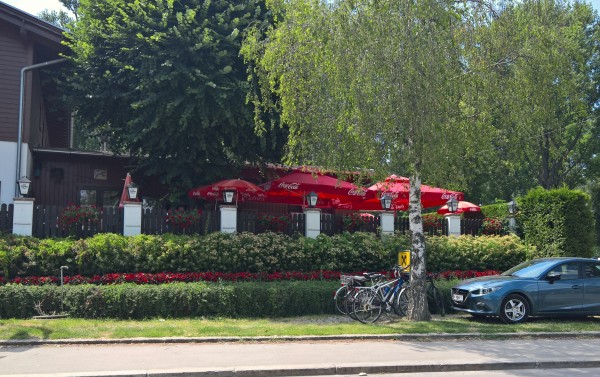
[
  {"xmin": 426, "ymin": 235, "xmax": 532, "ymax": 272},
  {"xmin": 0, "ymin": 231, "xmax": 536, "ymax": 279},
  {"xmin": 0, "ymin": 281, "xmax": 340, "ymax": 319},
  {"xmin": 480, "ymin": 202, "xmax": 511, "ymax": 219},
  {"xmin": 519, "ymin": 187, "xmax": 596, "ymax": 258}
]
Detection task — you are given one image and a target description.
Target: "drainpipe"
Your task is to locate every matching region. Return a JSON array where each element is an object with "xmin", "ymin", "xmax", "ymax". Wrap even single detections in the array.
[{"xmin": 16, "ymin": 58, "xmax": 67, "ymax": 197}]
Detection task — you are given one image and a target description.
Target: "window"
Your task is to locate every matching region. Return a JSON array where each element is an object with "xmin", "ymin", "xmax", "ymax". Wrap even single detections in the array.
[
  {"xmin": 583, "ymin": 262, "xmax": 600, "ymax": 279},
  {"xmin": 79, "ymin": 188, "xmax": 120, "ymax": 207},
  {"xmin": 547, "ymin": 262, "xmax": 580, "ymax": 280}
]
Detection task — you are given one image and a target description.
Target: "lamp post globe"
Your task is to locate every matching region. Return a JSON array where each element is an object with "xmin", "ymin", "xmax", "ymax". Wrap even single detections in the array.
[
  {"xmin": 447, "ymin": 197, "xmax": 459, "ymax": 213},
  {"xmin": 17, "ymin": 176, "xmax": 31, "ymax": 197},
  {"xmin": 380, "ymin": 194, "xmax": 392, "ymax": 211},
  {"xmin": 507, "ymin": 200, "xmax": 517, "ymax": 215},
  {"xmin": 223, "ymin": 189, "xmax": 236, "ymax": 204},
  {"xmin": 306, "ymin": 191, "xmax": 318, "ymax": 208},
  {"xmin": 127, "ymin": 182, "xmax": 139, "ymax": 200}
]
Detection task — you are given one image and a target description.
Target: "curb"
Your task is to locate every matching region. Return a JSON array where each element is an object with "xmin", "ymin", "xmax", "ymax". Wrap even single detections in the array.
[
  {"xmin": 7, "ymin": 360, "xmax": 600, "ymax": 377},
  {"xmin": 3, "ymin": 331, "xmax": 600, "ymax": 346}
]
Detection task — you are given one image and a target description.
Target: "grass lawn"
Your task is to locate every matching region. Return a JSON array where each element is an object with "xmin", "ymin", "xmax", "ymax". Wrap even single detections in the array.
[{"xmin": 1, "ymin": 314, "xmax": 600, "ymax": 340}]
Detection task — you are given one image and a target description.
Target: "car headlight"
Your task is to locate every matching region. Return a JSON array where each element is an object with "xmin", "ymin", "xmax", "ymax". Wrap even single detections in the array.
[{"xmin": 472, "ymin": 287, "xmax": 500, "ymax": 296}]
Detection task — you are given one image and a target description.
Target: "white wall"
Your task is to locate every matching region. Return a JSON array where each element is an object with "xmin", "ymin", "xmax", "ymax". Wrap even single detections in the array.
[{"xmin": 0, "ymin": 140, "xmax": 31, "ymax": 204}]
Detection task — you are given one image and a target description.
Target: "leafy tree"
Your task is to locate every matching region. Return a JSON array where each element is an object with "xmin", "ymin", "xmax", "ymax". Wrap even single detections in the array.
[
  {"xmin": 38, "ymin": 0, "xmax": 79, "ymax": 29},
  {"xmin": 38, "ymin": 9, "xmax": 72, "ymax": 29},
  {"xmin": 61, "ymin": 0, "xmax": 286, "ymax": 198},
  {"xmin": 244, "ymin": 0, "xmax": 489, "ymax": 320},
  {"xmin": 461, "ymin": 0, "xmax": 600, "ymax": 203}
]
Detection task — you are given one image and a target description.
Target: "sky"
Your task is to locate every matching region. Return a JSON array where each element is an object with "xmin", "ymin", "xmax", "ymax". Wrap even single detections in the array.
[{"xmin": 3, "ymin": 0, "xmax": 600, "ymax": 16}]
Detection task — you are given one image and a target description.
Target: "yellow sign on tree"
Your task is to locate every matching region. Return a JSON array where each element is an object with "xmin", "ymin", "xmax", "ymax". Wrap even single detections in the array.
[{"xmin": 398, "ymin": 251, "xmax": 410, "ymax": 271}]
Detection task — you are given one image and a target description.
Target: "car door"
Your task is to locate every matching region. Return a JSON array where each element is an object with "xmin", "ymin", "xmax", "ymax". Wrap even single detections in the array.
[
  {"xmin": 537, "ymin": 261, "xmax": 583, "ymax": 313},
  {"xmin": 582, "ymin": 261, "xmax": 600, "ymax": 314}
]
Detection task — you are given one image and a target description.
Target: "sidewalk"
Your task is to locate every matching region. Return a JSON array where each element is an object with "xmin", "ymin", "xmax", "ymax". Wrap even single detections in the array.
[{"xmin": 2, "ymin": 335, "xmax": 600, "ymax": 377}]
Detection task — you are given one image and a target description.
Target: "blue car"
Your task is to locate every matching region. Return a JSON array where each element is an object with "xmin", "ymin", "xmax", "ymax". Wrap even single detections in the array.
[{"xmin": 451, "ymin": 257, "xmax": 600, "ymax": 324}]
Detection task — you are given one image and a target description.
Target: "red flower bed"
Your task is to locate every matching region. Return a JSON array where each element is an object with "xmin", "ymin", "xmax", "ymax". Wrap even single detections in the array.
[{"xmin": 0, "ymin": 269, "xmax": 500, "ymax": 286}]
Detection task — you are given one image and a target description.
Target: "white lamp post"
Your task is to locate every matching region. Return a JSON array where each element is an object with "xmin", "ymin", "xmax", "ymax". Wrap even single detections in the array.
[
  {"xmin": 379, "ymin": 194, "xmax": 394, "ymax": 236},
  {"xmin": 507, "ymin": 200, "xmax": 517, "ymax": 233},
  {"xmin": 445, "ymin": 197, "xmax": 461, "ymax": 237}
]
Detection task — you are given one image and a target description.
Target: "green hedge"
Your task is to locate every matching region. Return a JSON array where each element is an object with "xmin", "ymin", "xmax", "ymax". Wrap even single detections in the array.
[
  {"xmin": 0, "ymin": 281, "xmax": 340, "ymax": 319},
  {"xmin": 1, "ymin": 232, "xmax": 533, "ymax": 279},
  {"xmin": 518, "ymin": 187, "xmax": 596, "ymax": 258},
  {"xmin": 480, "ymin": 202, "xmax": 510, "ymax": 219},
  {"xmin": 426, "ymin": 235, "xmax": 531, "ymax": 272}
]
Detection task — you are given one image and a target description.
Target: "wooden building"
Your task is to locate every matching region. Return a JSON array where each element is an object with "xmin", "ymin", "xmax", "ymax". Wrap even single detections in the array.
[{"xmin": 0, "ymin": 2, "xmax": 140, "ymax": 207}]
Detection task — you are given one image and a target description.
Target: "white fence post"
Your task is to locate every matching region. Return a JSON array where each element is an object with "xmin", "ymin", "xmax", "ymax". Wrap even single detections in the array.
[
  {"xmin": 446, "ymin": 214, "xmax": 461, "ymax": 237},
  {"xmin": 220, "ymin": 205, "xmax": 237, "ymax": 233},
  {"xmin": 123, "ymin": 202, "xmax": 142, "ymax": 236},
  {"xmin": 12, "ymin": 197, "xmax": 34, "ymax": 236},
  {"xmin": 304, "ymin": 208, "xmax": 321, "ymax": 239},
  {"xmin": 380, "ymin": 212, "xmax": 394, "ymax": 236}
]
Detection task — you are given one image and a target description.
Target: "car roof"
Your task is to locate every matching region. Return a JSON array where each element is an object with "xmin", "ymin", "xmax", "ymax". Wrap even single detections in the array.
[{"xmin": 533, "ymin": 257, "xmax": 598, "ymax": 263}]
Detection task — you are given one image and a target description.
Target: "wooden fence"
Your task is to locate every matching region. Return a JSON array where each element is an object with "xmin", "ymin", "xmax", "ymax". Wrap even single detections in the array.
[
  {"xmin": 32, "ymin": 206, "xmax": 122, "ymax": 238},
  {"xmin": 142, "ymin": 208, "xmax": 220, "ymax": 235},
  {"xmin": 0, "ymin": 203, "xmax": 13, "ymax": 234},
  {"xmin": 24, "ymin": 205, "xmax": 503, "ymax": 238}
]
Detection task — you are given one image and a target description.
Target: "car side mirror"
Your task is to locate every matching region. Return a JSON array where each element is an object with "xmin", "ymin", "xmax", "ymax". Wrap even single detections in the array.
[{"xmin": 546, "ymin": 272, "xmax": 561, "ymax": 284}]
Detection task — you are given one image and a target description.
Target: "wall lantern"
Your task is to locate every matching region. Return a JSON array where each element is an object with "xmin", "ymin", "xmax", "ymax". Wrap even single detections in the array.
[
  {"xmin": 446, "ymin": 197, "xmax": 459, "ymax": 213},
  {"xmin": 306, "ymin": 191, "xmax": 318, "ymax": 208},
  {"xmin": 507, "ymin": 200, "xmax": 517, "ymax": 216},
  {"xmin": 223, "ymin": 189, "xmax": 236, "ymax": 204},
  {"xmin": 127, "ymin": 182, "xmax": 139, "ymax": 200},
  {"xmin": 17, "ymin": 176, "xmax": 31, "ymax": 197},
  {"xmin": 380, "ymin": 194, "xmax": 392, "ymax": 211}
]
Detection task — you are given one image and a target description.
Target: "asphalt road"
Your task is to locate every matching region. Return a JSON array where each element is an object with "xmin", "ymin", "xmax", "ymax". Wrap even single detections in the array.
[
  {"xmin": 327, "ymin": 370, "xmax": 600, "ymax": 377},
  {"xmin": 2, "ymin": 337, "xmax": 600, "ymax": 377}
]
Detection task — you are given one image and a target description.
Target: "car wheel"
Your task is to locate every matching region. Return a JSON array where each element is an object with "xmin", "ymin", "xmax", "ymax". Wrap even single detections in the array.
[{"xmin": 499, "ymin": 294, "xmax": 529, "ymax": 324}]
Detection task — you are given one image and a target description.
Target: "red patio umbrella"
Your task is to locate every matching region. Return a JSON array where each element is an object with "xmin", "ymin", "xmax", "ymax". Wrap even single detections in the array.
[
  {"xmin": 437, "ymin": 201, "xmax": 481, "ymax": 215},
  {"xmin": 188, "ymin": 179, "xmax": 266, "ymax": 202},
  {"xmin": 118, "ymin": 173, "xmax": 140, "ymax": 209},
  {"xmin": 334, "ymin": 175, "xmax": 464, "ymax": 211},
  {"xmin": 260, "ymin": 171, "xmax": 371, "ymax": 208}
]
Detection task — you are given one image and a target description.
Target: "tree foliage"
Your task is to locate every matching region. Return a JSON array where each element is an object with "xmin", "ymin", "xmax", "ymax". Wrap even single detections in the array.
[
  {"xmin": 243, "ymin": 0, "xmax": 491, "ymax": 320},
  {"xmin": 460, "ymin": 0, "xmax": 600, "ymax": 203},
  {"xmin": 37, "ymin": 0, "xmax": 79, "ymax": 29},
  {"xmin": 62, "ymin": 0, "xmax": 286, "ymax": 197}
]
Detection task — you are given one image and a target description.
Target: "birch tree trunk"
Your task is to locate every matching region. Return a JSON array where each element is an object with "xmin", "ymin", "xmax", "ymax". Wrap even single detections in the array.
[{"xmin": 407, "ymin": 174, "xmax": 430, "ymax": 321}]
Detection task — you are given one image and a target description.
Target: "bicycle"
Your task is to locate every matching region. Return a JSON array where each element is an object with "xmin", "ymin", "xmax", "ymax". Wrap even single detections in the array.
[
  {"xmin": 351, "ymin": 265, "xmax": 410, "ymax": 324},
  {"xmin": 399, "ymin": 273, "xmax": 446, "ymax": 317},
  {"xmin": 426, "ymin": 274, "xmax": 446, "ymax": 316},
  {"xmin": 334, "ymin": 272, "xmax": 385, "ymax": 317}
]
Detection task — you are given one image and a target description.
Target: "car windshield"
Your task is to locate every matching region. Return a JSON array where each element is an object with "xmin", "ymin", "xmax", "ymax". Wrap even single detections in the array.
[{"xmin": 501, "ymin": 259, "xmax": 558, "ymax": 278}]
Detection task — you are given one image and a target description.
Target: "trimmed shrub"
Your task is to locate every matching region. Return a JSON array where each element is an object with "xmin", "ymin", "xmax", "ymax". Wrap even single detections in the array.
[
  {"xmin": 0, "ymin": 281, "xmax": 340, "ymax": 319},
  {"xmin": 0, "ymin": 232, "xmax": 533, "ymax": 279},
  {"xmin": 480, "ymin": 202, "xmax": 511, "ymax": 219},
  {"xmin": 519, "ymin": 187, "xmax": 596, "ymax": 258},
  {"xmin": 426, "ymin": 235, "xmax": 531, "ymax": 272}
]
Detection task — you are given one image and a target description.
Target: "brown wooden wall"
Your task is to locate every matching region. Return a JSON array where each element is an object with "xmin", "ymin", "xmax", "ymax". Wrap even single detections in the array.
[
  {"xmin": 30, "ymin": 151, "xmax": 130, "ymax": 206},
  {"xmin": 0, "ymin": 21, "xmax": 28, "ymax": 142}
]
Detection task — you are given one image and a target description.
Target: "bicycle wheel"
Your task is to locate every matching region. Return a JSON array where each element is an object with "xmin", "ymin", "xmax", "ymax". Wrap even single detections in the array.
[
  {"xmin": 353, "ymin": 289, "xmax": 383, "ymax": 324},
  {"xmin": 334, "ymin": 286, "xmax": 349, "ymax": 315},
  {"xmin": 392, "ymin": 287, "xmax": 409, "ymax": 317},
  {"xmin": 427, "ymin": 284, "xmax": 446, "ymax": 316},
  {"xmin": 344, "ymin": 288, "xmax": 361, "ymax": 320}
]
